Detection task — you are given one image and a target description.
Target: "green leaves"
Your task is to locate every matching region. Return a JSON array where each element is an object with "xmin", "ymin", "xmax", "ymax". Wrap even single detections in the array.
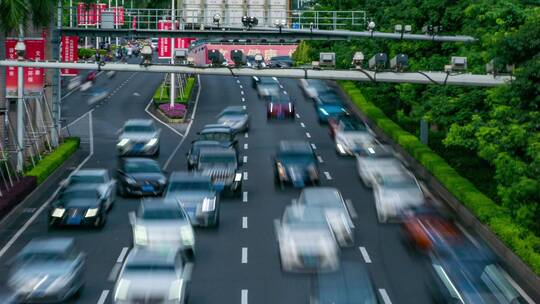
[{"xmin": 0, "ymin": 0, "xmax": 28, "ymax": 34}]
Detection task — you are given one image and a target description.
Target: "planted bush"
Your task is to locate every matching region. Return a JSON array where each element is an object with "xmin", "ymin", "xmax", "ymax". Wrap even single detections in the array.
[
  {"xmin": 26, "ymin": 137, "xmax": 80, "ymax": 184},
  {"xmin": 158, "ymin": 103, "xmax": 186, "ymax": 119}
]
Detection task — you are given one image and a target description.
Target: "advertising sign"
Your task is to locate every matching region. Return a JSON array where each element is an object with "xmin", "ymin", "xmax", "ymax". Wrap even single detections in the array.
[
  {"xmin": 112, "ymin": 6, "xmax": 125, "ymax": 25},
  {"xmin": 77, "ymin": 3, "xmax": 107, "ymax": 26},
  {"xmin": 158, "ymin": 20, "xmax": 173, "ymax": 58},
  {"xmin": 4, "ymin": 38, "xmax": 45, "ymax": 97},
  {"xmin": 5, "ymin": 40, "xmax": 18, "ymax": 97},
  {"xmin": 61, "ymin": 36, "xmax": 79, "ymax": 76}
]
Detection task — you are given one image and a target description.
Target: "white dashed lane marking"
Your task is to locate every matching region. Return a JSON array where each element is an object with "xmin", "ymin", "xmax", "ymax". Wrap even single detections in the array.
[
  {"xmin": 243, "ymin": 156, "xmax": 248, "ymax": 164},
  {"xmin": 243, "ymin": 172, "xmax": 248, "ymax": 180},
  {"xmin": 359, "ymin": 246, "xmax": 372, "ymax": 263},
  {"xmin": 241, "ymin": 289, "xmax": 248, "ymax": 304},
  {"xmin": 300, "ymin": 122, "xmax": 305, "ymax": 128},
  {"xmin": 379, "ymin": 289, "xmax": 392, "ymax": 304},
  {"xmin": 317, "ymin": 156, "xmax": 324, "ymax": 163},
  {"xmin": 244, "ymin": 143, "xmax": 248, "ymax": 150},
  {"xmin": 241, "ymin": 247, "xmax": 248, "ymax": 263},
  {"xmin": 97, "ymin": 290, "xmax": 110, "ymax": 304},
  {"xmin": 242, "ymin": 216, "xmax": 248, "ymax": 229},
  {"xmin": 306, "ymin": 132, "xmax": 311, "ymax": 138},
  {"xmin": 324, "ymin": 171, "xmax": 332, "ymax": 180},
  {"xmin": 243, "ymin": 191, "xmax": 248, "ymax": 202},
  {"xmin": 311, "ymin": 143, "xmax": 317, "ymax": 150}
]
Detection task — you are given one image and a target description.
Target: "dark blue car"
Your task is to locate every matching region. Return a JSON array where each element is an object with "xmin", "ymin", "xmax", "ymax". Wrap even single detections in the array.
[
  {"xmin": 315, "ymin": 91, "xmax": 349, "ymax": 123},
  {"xmin": 274, "ymin": 141, "xmax": 320, "ymax": 188}
]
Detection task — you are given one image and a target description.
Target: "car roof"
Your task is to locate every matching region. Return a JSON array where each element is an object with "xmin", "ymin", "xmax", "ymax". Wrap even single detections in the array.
[
  {"xmin": 140, "ymin": 200, "xmax": 182, "ymax": 211},
  {"xmin": 169, "ymin": 171, "xmax": 211, "ymax": 182},
  {"xmin": 201, "ymin": 125, "xmax": 232, "ymax": 133},
  {"xmin": 63, "ymin": 183, "xmax": 101, "ymax": 192},
  {"xmin": 124, "ymin": 119, "xmax": 153, "ymax": 126},
  {"xmin": 192, "ymin": 140, "xmax": 222, "ymax": 147},
  {"xmin": 199, "ymin": 147, "xmax": 237, "ymax": 157},
  {"xmin": 72, "ymin": 169, "xmax": 107, "ymax": 176},
  {"xmin": 121, "ymin": 157, "xmax": 159, "ymax": 164},
  {"xmin": 278, "ymin": 141, "xmax": 312, "ymax": 153},
  {"xmin": 21, "ymin": 238, "xmax": 75, "ymax": 255},
  {"xmin": 220, "ymin": 106, "xmax": 246, "ymax": 114},
  {"xmin": 301, "ymin": 187, "xmax": 342, "ymax": 201}
]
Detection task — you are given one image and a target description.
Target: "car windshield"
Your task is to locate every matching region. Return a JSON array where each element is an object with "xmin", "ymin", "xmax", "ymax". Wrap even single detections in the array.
[
  {"xmin": 272, "ymin": 96, "xmax": 291, "ymax": 104},
  {"xmin": 220, "ymin": 108, "xmax": 245, "ymax": 116},
  {"xmin": 379, "ymin": 175, "xmax": 417, "ymax": 188},
  {"xmin": 318, "ymin": 93, "xmax": 342, "ymax": 104},
  {"xmin": 70, "ymin": 174, "xmax": 105, "ymax": 184},
  {"xmin": 200, "ymin": 153, "xmax": 236, "ymax": 165},
  {"xmin": 260, "ymin": 77, "xmax": 278, "ymax": 84},
  {"xmin": 125, "ymin": 263, "xmax": 175, "ymax": 272},
  {"xmin": 278, "ymin": 151, "xmax": 313, "ymax": 164},
  {"xmin": 59, "ymin": 189, "xmax": 97, "ymax": 201},
  {"xmin": 168, "ymin": 180, "xmax": 211, "ymax": 192},
  {"xmin": 124, "ymin": 125, "xmax": 153, "ymax": 133},
  {"xmin": 300, "ymin": 190, "xmax": 342, "ymax": 208},
  {"xmin": 200, "ymin": 132, "xmax": 230, "ymax": 141},
  {"xmin": 17, "ymin": 252, "xmax": 69, "ymax": 264},
  {"xmin": 341, "ymin": 120, "xmax": 367, "ymax": 131},
  {"xmin": 124, "ymin": 161, "xmax": 161, "ymax": 173},
  {"xmin": 140, "ymin": 207, "xmax": 186, "ymax": 220}
]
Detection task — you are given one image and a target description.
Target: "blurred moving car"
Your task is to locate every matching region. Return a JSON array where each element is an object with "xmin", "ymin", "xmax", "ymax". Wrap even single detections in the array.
[
  {"xmin": 298, "ymin": 79, "xmax": 332, "ymax": 100},
  {"xmin": 129, "ymin": 200, "xmax": 195, "ymax": 258},
  {"xmin": 86, "ymin": 70, "xmax": 98, "ymax": 82},
  {"xmin": 372, "ymin": 171, "xmax": 425, "ymax": 223},
  {"xmin": 117, "ymin": 119, "xmax": 161, "ymax": 157},
  {"xmin": 268, "ymin": 55, "xmax": 293, "ymax": 68},
  {"xmin": 217, "ymin": 106, "xmax": 249, "ymax": 134},
  {"xmin": 314, "ymin": 92, "xmax": 349, "ymax": 123},
  {"xmin": 275, "ymin": 205, "xmax": 340, "ymax": 273},
  {"xmin": 197, "ymin": 124, "xmax": 239, "ymax": 153},
  {"xmin": 113, "ymin": 248, "xmax": 192, "ymax": 304},
  {"xmin": 60, "ymin": 169, "xmax": 116, "ymax": 211},
  {"xmin": 48, "ymin": 185, "xmax": 109, "ymax": 228},
  {"xmin": 310, "ymin": 261, "xmax": 379, "ymax": 304},
  {"xmin": 267, "ymin": 94, "xmax": 295, "ymax": 119},
  {"xmin": 165, "ymin": 172, "xmax": 220, "ymax": 227},
  {"xmin": 274, "ymin": 141, "xmax": 319, "ymax": 188},
  {"xmin": 252, "ymin": 76, "xmax": 280, "ymax": 99},
  {"xmin": 196, "ymin": 148, "xmax": 242, "ymax": 197},
  {"xmin": 7, "ymin": 238, "xmax": 85, "ymax": 303},
  {"xmin": 330, "ymin": 116, "xmax": 374, "ymax": 156},
  {"xmin": 356, "ymin": 145, "xmax": 403, "ymax": 187},
  {"xmin": 87, "ymin": 87, "xmax": 109, "ymax": 105},
  {"xmin": 186, "ymin": 140, "xmax": 235, "ymax": 171},
  {"xmin": 296, "ymin": 187, "xmax": 354, "ymax": 246},
  {"xmin": 116, "ymin": 158, "xmax": 168, "ymax": 197},
  {"xmin": 66, "ymin": 75, "xmax": 82, "ymax": 91}
]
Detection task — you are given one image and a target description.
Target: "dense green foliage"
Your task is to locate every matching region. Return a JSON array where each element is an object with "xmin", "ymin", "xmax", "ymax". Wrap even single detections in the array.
[
  {"xmin": 0, "ymin": 0, "xmax": 54, "ymax": 34},
  {"xmin": 25, "ymin": 137, "xmax": 80, "ymax": 184},
  {"xmin": 341, "ymin": 81, "xmax": 540, "ymax": 274},
  {"xmin": 295, "ymin": 2, "xmax": 540, "ymax": 235},
  {"xmin": 153, "ymin": 77, "xmax": 195, "ymax": 104}
]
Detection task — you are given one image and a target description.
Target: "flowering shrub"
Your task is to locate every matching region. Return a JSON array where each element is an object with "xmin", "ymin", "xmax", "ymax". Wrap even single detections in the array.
[{"xmin": 159, "ymin": 103, "xmax": 186, "ymax": 119}]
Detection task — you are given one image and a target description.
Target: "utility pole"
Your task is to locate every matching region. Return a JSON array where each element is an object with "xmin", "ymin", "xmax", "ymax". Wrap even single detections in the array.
[
  {"xmin": 16, "ymin": 26, "xmax": 25, "ymax": 172},
  {"xmin": 170, "ymin": 0, "xmax": 176, "ymax": 107},
  {"xmin": 51, "ymin": 0, "xmax": 62, "ymax": 147},
  {"xmin": 115, "ymin": 0, "xmax": 119, "ymax": 45}
]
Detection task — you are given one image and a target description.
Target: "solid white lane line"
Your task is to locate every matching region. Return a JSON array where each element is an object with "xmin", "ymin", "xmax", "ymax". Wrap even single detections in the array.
[
  {"xmin": 244, "ymin": 143, "xmax": 248, "ymax": 150},
  {"xmin": 324, "ymin": 171, "xmax": 332, "ymax": 180},
  {"xmin": 306, "ymin": 132, "xmax": 311, "ymax": 138},
  {"xmin": 243, "ymin": 191, "xmax": 248, "ymax": 202},
  {"xmin": 241, "ymin": 289, "xmax": 248, "ymax": 304},
  {"xmin": 311, "ymin": 143, "xmax": 317, "ymax": 150},
  {"xmin": 242, "ymin": 217, "xmax": 248, "ymax": 229},
  {"xmin": 241, "ymin": 247, "xmax": 248, "ymax": 264},
  {"xmin": 117, "ymin": 247, "xmax": 129, "ymax": 263},
  {"xmin": 97, "ymin": 290, "xmax": 110, "ymax": 304},
  {"xmin": 317, "ymin": 156, "xmax": 324, "ymax": 163},
  {"xmin": 243, "ymin": 156, "xmax": 248, "ymax": 164},
  {"xmin": 378, "ymin": 289, "xmax": 392, "ymax": 304},
  {"xmin": 345, "ymin": 199, "xmax": 358, "ymax": 219},
  {"xmin": 108, "ymin": 264, "xmax": 122, "ymax": 281},
  {"xmin": 359, "ymin": 246, "xmax": 372, "ymax": 263},
  {"xmin": 243, "ymin": 172, "xmax": 248, "ymax": 180},
  {"xmin": 296, "ymin": 113, "xmax": 300, "ymax": 118},
  {"xmin": 300, "ymin": 122, "xmax": 305, "ymax": 128}
]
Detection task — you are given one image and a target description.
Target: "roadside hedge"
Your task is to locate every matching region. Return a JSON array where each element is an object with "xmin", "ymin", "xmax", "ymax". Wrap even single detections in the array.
[
  {"xmin": 339, "ymin": 81, "xmax": 540, "ymax": 275},
  {"xmin": 25, "ymin": 137, "xmax": 80, "ymax": 184}
]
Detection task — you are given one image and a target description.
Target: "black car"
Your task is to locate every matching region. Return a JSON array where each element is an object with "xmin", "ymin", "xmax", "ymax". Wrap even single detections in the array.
[
  {"xmin": 196, "ymin": 148, "xmax": 242, "ymax": 197},
  {"xmin": 187, "ymin": 140, "xmax": 236, "ymax": 170},
  {"xmin": 274, "ymin": 141, "xmax": 320, "ymax": 188},
  {"xmin": 268, "ymin": 55, "xmax": 293, "ymax": 68},
  {"xmin": 116, "ymin": 158, "xmax": 167, "ymax": 197},
  {"xmin": 48, "ymin": 185, "xmax": 108, "ymax": 228},
  {"xmin": 197, "ymin": 124, "xmax": 239, "ymax": 153}
]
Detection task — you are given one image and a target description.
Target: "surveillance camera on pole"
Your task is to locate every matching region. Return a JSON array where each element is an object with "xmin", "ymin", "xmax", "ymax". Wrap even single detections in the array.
[
  {"xmin": 319, "ymin": 52, "xmax": 336, "ymax": 68},
  {"xmin": 404, "ymin": 25, "xmax": 412, "ymax": 33},
  {"xmin": 394, "ymin": 24, "xmax": 403, "ymax": 33},
  {"xmin": 213, "ymin": 13, "xmax": 221, "ymax": 28},
  {"xmin": 174, "ymin": 48, "xmax": 188, "ymax": 64},
  {"xmin": 390, "ymin": 54, "xmax": 408, "ymax": 72},
  {"xmin": 15, "ymin": 41, "xmax": 26, "ymax": 60},
  {"xmin": 275, "ymin": 19, "xmax": 286, "ymax": 34},
  {"xmin": 231, "ymin": 50, "xmax": 246, "ymax": 67},
  {"xmin": 369, "ymin": 53, "xmax": 388, "ymax": 71},
  {"xmin": 367, "ymin": 20, "xmax": 376, "ymax": 31},
  {"xmin": 450, "ymin": 56, "xmax": 467, "ymax": 71},
  {"xmin": 208, "ymin": 49, "xmax": 225, "ymax": 67},
  {"xmin": 352, "ymin": 52, "xmax": 364, "ymax": 69}
]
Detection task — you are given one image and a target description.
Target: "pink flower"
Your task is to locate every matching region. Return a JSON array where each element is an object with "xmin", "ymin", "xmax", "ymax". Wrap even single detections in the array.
[{"xmin": 159, "ymin": 103, "xmax": 186, "ymax": 118}]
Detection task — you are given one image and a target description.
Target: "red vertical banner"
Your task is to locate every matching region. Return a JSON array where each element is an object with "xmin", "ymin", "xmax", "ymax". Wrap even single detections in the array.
[
  {"xmin": 61, "ymin": 36, "xmax": 79, "ymax": 76},
  {"xmin": 5, "ymin": 39, "xmax": 18, "ymax": 97},
  {"xmin": 158, "ymin": 20, "xmax": 172, "ymax": 59},
  {"xmin": 132, "ymin": 16, "xmax": 137, "ymax": 29},
  {"xmin": 77, "ymin": 3, "xmax": 87, "ymax": 26},
  {"xmin": 24, "ymin": 39, "xmax": 45, "ymax": 94},
  {"xmin": 112, "ymin": 7, "xmax": 125, "ymax": 25},
  {"xmin": 96, "ymin": 4, "xmax": 107, "ymax": 24}
]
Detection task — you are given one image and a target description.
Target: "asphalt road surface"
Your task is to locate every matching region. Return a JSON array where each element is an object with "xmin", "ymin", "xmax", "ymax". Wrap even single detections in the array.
[{"xmin": 0, "ymin": 70, "xmax": 514, "ymax": 304}]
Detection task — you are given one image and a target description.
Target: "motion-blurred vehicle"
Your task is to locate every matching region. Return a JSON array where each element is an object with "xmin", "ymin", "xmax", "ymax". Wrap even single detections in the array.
[
  {"xmin": 87, "ymin": 87, "xmax": 109, "ymax": 105},
  {"xmin": 129, "ymin": 200, "xmax": 195, "ymax": 258},
  {"xmin": 310, "ymin": 261, "xmax": 379, "ymax": 304},
  {"xmin": 85, "ymin": 70, "xmax": 98, "ymax": 82},
  {"xmin": 117, "ymin": 119, "xmax": 161, "ymax": 157},
  {"xmin": 372, "ymin": 171, "xmax": 425, "ymax": 223},
  {"xmin": 66, "ymin": 75, "xmax": 82, "ymax": 91},
  {"xmin": 113, "ymin": 248, "xmax": 191, "ymax": 304},
  {"xmin": 252, "ymin": 76, "xmax": 280, "ymax": 99},
  {"xmin": 274, "ymin": 141, "xmax": 319, "ymax": 188},
  {"xmin": 268, "ymin": 55, "xmax": 293, "ymax": 68},
  {"xmin": 116, "ymin": 158, "xmax": 168, "ymax": 197},
  {"xmin": 314, "ymin": 92, "xmax": 349, "ymax": 123},
  {"xmin": 197, "ymin": 124, "xmax": 239, "ymax": 153},
  {"xmin": 298, "ymin": 79, "xmax": 332, "ymax": 100},
  {"xmin": 217, "ymin": 106, "xmax": 249, "ymax": 134},
  {"xmin": 330, "ymin": 116, "xmax": 374, "ymax": 156},
  {"xmin": 106, "ymin": 70, "xmax": 116, "ymax": 78},
  {"xmin": 7, "ymin": 238, "xmax": 85, "ymax": 303},
  {"xmin": 401, "ymin": 206, "xmax": 462, "ymax": 252},
  {"xmin": 296, "ymin": 187, "xmax": 354, "ymax": 246},
  {"xmin": 275, "ymin": 205, "xmax": 340, "ymax": 273},
  {"xmin": 356, "ymin": 145, "xmax": 404, "ymax": 187},
  {"xmin": 246, "ymin": 55, "xmax": 266, "ymax": 68},
  {"xmin": 196, "ymin": 148, "xmax": 242, "ymax": 197},
  {"xmin": 187, "ymin": 140, "xmax": 236, "ymax": 170},
  {"xmin": 267, "ymin": 94, "xmax": 295, "ymax": 119},
  {"xmin": 60, "ymin": 169, "xmax": 116, "ymax": 211},
  {"xmin": 429, "ymin": 243, "xmax": 528, "ymax": 304},
  {"xmin": 48, "ymin": 185, "xmax": 109, "ymax": 228},
  {"xmin": 165, "ymin": 172, "xmax": 220, "ymax": 227}
]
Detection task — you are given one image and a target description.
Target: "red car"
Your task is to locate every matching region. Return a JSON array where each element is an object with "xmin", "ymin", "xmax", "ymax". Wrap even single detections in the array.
[
  {"xmin": 86, "ymin": 70, "xmax": 98, "ymax": 82},
  {"xmin": 267, "ymin": 94, "xmax": 295, "ymax": 119}
]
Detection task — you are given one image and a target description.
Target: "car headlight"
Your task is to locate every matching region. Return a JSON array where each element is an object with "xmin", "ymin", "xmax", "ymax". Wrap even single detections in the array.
[
  {"xmin": 117, "ymin": 138, "xmax": 130, "ymax": 147},
  {"xmin": 114, "ymin": 279, "xmax": 131, "ymax": 301},
  {"xmin": 158, "ymin": 177, "xmax": 167, "ymax": 185},
  {"xmin": 202, "ymin": 197, "xmax": 216, "ymax": 212},
  {"xmin": 145, "ymin": 137, "xmax": 158, "ymax": 147},
  {"xmin": 180, "ymin": 226, "xmax": 194, "ymax": 246},
  {"xmin": 125, "ymin": 176, "xmax": 137, "ymax": 185},
  {"xmin": 234, "ymin": 173, "xmax": 242, "ymax": 182},
  {"xmin": 85, "ymin": 208, "xmax": 99, "ymax": 218},
  {"xmin": 277, "ymin": 162, "xmax": 287, "ymax": 179},
  {"xmin": 52, "ymin": 208, "xmax": 65, "ymax": 218},
  {"xmin": 319, "ymin": 108, "xmax": 329, "ymax": 116},
  {"xmin": 169, "ymin": 279, "xmax": 184, "ymax": 300},
  {"xmin": 134, "ymin": 225, "xmax": 148, "ymax": 246}
]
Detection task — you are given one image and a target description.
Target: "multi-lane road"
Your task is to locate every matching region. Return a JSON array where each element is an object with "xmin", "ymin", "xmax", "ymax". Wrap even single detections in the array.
[{"xmin": 0, "ymin": 66, "xmax": 533, "ymax": 303}]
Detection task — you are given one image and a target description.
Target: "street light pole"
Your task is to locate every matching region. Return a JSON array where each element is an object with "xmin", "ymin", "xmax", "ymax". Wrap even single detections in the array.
[
  {"xmin": 115, "ymin": 0, "xmax": 119, "ymax": 45},
  {"xmin": 170, "ymin": 0, "xmax": 176, "ymax": 108},
  {"xmin": 16, "ymin": 26, "xmax": 25, "ymax": 173}
]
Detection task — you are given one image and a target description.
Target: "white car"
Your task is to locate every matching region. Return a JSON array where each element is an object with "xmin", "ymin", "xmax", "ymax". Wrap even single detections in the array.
[
  {"xmin": 117, "ymin": 119, "xmax": 161, "ymax": 157},
  {"xmin": 129, "ymin": 200, "xmax": 195, "ymax": 259},
  {"xmin": 356, "ymin": 145, "xmax": 405, "ymax": 187},
  {"xmin": 113, "ymin": 247, "xmax": 192, "ymax": 304},
  {"xmin": 334, "ymin": 124, "xmax": 374, "ymax": 156},
  {"xmin": 275, "ymin": 205, "xmax": 340, "ymax": 273},
  {"xmin": 372, "ymin": 171, "xmax": 426, "ymax": 223},
  {"xmin": 298, "ymin": 79, "xmax": 331, "ymax": 100},
  {"xmin": 61, "ymin": 169, "xmax": 116, "ymax": 211}
]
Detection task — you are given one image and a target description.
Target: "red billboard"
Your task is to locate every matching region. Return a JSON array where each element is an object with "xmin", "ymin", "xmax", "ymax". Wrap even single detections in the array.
[
  {"xmin": 190, "ymin": 43, "xmax": 298, "ymax": 66},
  {"xmin": 112, "ymin": 7, "xmax": 125, "ymax": 25},
  {"xmin": 158, "ymin": 21, "xmax": 192, "ymax": 58},
  {"xmin": 61, "ymin": 36, "xmax": 79, "ymax": 76},
  {"xmin": 4, "ymin": 38, "xmax": 45, "ymax": 96},
  {"xmin": 77, "ymin": 3, "xmax": 107, "ymax": 26}
]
